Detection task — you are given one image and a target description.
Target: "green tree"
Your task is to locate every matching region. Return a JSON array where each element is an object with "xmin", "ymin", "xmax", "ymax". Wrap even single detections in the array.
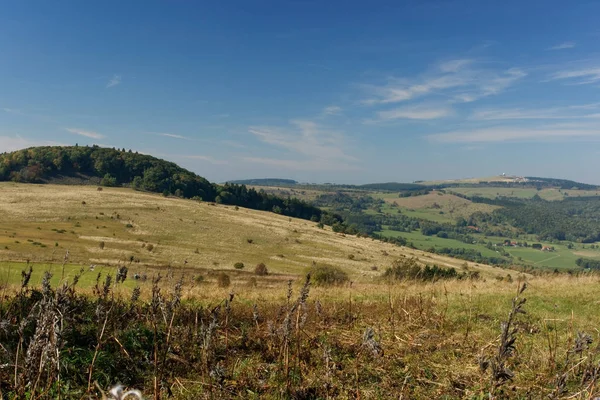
[{"xmin": 101, "ymin": 173, "xmax": 117, "ymax": 187}]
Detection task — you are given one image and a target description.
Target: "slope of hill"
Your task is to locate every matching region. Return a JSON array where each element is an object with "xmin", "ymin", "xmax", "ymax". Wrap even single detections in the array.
[
  {"xmin": 0, "ymin": 182, "xmax": 505, "ymax": 284},
  {"xmin": 0, "ymin": 146, "xmax": 334, "ymax": 224}
]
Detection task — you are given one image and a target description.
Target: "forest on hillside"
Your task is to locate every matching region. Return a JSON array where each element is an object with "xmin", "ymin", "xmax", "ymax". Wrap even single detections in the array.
[{"xmin": 0, "ymin": 146, "xmax": 341, "ymax": 226}]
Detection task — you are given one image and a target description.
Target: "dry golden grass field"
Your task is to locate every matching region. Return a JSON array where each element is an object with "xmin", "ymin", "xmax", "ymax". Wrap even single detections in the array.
[
  {"xmin": 0, "ymin": 182, "xmax": 507, "ymax": 286},
  {"xmin": 3, "ymin": 182, "xmax": 600, "ymax": 399}
]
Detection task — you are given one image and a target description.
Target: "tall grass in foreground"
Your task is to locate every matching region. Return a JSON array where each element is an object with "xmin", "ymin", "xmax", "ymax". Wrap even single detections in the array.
[{"xmin": 2, "ymin": 264, "xmax": 600, "ymax": 398}]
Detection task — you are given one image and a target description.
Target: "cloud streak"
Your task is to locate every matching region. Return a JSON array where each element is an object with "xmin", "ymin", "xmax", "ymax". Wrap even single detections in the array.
[
  {"xmin": 428, "ymin": 123, "xmax": 600, "ymax": 143},
  {"xmin": 370, "ymin": 105, "xmax": 453, "ymax": 122},
  {"xmin": 107, "ymin": 75, "xmax": 121, "ymax": 88},
  {"xmin": 65, "ymin": 128, "xmax": 105, "ymax": 139},
  {"xmin": 549, "ymin": 67, "xmax": 600, "ymax": 85},
  {"xmin": 361, "ymin": 59, "xmax": 526, "ymax": 105},
  {"xmin": 471, "ymin": 103, "xmax": 600, "ymax": 120},
  {"xmin": 247, "ymin": 120, "xmax": 358, "ymax": 171},
  {"xmin": 160, "ymin": 133, "xmax": 190, "ymax": 140},
  {"xmin": 548, "ymin": 42, "xmax": 576, "ymax": 50},
  {"xmin": 322, "ymin": 105, "xmax": 342, "ymax": 116}
]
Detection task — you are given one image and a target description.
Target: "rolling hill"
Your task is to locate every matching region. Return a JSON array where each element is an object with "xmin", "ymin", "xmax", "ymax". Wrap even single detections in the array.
[{"xmin": 0, "ymin": 182, "xmax": 505, "ymax": 286}]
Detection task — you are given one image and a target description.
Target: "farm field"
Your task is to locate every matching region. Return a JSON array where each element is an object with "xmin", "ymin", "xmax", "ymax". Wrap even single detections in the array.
[
  {"xmin": 379, "ymin": 229, "xmax": 502, "ymax": 258},
  {"xmin": 449, "ymin": 186, "xmax": 600, "ymax": 201},
  {"xmin": 376, "ymin": 191, "xmax": 499, "ymax": 220}
]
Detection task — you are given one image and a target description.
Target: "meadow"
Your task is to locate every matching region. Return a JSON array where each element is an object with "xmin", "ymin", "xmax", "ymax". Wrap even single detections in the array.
[
  {"xmin": 0, "ymin": 182, "xmax": 506, "ymax": 284},
  {"xmin": 448, "ymin": 187, "xmax": 600, "ymax": 201},
  {"xmin": 3, "ymin": 183, "xmax": 600, "ymax": 398},
  {"xmin": 3, "ymin": 259, "xmax": 600, "ymax": 399}
]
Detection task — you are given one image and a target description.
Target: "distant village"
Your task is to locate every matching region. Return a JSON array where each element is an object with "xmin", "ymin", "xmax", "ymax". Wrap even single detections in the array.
[{"xmin": 494, "ymin": 240, "xmax": 555, "ymax": 252}]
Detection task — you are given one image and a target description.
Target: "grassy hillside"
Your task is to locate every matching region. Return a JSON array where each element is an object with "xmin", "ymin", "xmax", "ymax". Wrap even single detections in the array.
[
  {"xmin": 4, "ymin": 183, "xmax": 600, "ymax": 398},
  {"xmin": 0, "ymin": 182, "xmax": 505, "ymax": 286},
  {"xmin": 376, "ymin": 191, "xmax": 499, "ymax": 220}
]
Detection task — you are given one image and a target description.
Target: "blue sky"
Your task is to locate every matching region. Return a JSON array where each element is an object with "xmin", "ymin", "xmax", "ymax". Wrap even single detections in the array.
[{"xmin": 1, "ymin": 0, "xmax": 600, "ymax": 184}]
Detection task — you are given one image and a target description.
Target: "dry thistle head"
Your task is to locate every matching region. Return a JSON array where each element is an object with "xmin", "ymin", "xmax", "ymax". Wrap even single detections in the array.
[
  {"xmin": 21, "ymin": 265, "xmax": 33, "ymax": 289},
  {"xmin": 252, "ymin": 303, "xmax": 259, "ymax": 324},
  {"xmin": 570, "ymin": 332, "xmax": 593, "ymax": 355},
  {"xmin": 286, "ymin": 280, "xmax": 293, "ymax": 304},
  {"xmin": 102, "ymin": 274, "xmax": 112, "ymax": 298},
  {"xmin": 298, "ymin": 273, "xmax": 311, "ymax": 305},
  {"xmin": 116, "ymin": 266, "xmax": 128, "ymax": 284},
  {"xmin": 486, "ymin": 282, "xmax": 528, "ymax": 389},
  {"xmin": 362, "ymin": 327, "xmax": 383, "ymax": 357},
  {"xmin": 130, "ymin": 286, "xmax": 141, "ymax": 303},
  {"xmin": 41, "ymin": 271, "xmax": 53, "ymax": 296}
]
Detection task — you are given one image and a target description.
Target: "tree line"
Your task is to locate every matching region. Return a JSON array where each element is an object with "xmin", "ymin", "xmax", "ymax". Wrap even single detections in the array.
[{"xmin": 0, "ymin": 146, "xmax": 348, "ymax": 227}]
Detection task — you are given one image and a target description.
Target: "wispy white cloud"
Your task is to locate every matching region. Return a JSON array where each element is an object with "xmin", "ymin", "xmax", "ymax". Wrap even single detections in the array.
[
  {"xmin": 369, "ymin": 104, "xmax": 453, "ymax": 123},
  {"xmin": 65, "ymin": 128, "xmax": 105, "ymax": 139},
  {"xmin": 2, "ymin": 108, "xmax": 25, "ymax": 115},
  {"xmin": 361, "ymin": 59, "xmax": 526, "ymax": 105},
  {"xmin": 247, "ymin": 120, "xmax": 358, "ymax": 171},
  {"xmin": 322, "ymin": 105, "xmax": 342, "ymax": 116},
  {"xmin": 159, "ymin": 133, "xmax": 190, "ymax": 140},
  {"xmin": 106, "ymin": 74, "xmax": 121, "ymax": 88},
  {"xmin": 428, "ymin": 122, "xmax": 600, "ymax": 143},
  {"xmin": 438, "ymin": 59, "xmax": 474, "ymax": 73},
  {"xmin": 549, "ymin": 67, "xmax": 600, "ymax": 85},
  {"xmin": 471, "ymin": 103, "xmax": 600, "ymax": 120},
  {"xmin": 548, "ymin": 42, "xmax": 576, "ymax": 50}
]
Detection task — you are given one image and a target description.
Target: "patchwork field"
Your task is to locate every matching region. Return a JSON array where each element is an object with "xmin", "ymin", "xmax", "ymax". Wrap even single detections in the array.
[
  {"xmin": 449, "ymin": 186, "xmax": 600, "ymax": 201},
  {"xmin": 378, "ymin": 191, "xmax": 499, "ymax": 220}
]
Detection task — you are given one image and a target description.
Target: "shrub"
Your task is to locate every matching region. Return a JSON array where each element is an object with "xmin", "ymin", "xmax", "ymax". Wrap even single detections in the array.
[
  {"xmin": 347, "ymin": 254, "xmax": 355, "ymax": 260},
  {"xmin": 234, "ymin": 262, "xmax": 245, "ymax": 270},
  {"xmin": 247, "ymin": 277, "xmax": 257, "ymax": 287},
  {"xmin": 384, "ymin": 257, "xmax": 460, "ymax": 282},
  {"xmin": 247, "ymin": 238, "xmax": 254, "ymax": 244},
  {"xmin": 101, "ymin": 173, "xmax": 117, "ymax": 187},
  {"xmin": 254, "ymin": 263, "xmax": 268, "ymax": 276},
  {"xmin": 194, "ymin": 275, "xmax": 205, "ymax": 284},
  {"xmin": 217, "ymin": 273, "xmax": 231, "ymax": 287},
  {"xmin": 146, "ymin": 244, "xmax": 154, "ymax": 252},
  {"xmin": 311, "ymin": 265, "xmax": 349, "ymax": 286},
  {"xmin": 99, "ymin": 241, "xmax": 105, "ymax": 250}
]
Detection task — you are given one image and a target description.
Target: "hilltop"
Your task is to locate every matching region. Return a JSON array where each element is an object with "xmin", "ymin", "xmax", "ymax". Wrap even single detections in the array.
[{"xmin": 0, "ymin": 146, "xmax": 336, "ymax": 224}]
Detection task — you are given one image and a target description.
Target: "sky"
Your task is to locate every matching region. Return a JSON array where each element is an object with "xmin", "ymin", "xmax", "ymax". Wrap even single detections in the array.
[{"xmin": 1, "ymin": 0, "xmax": 600, "ymax": 184}]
